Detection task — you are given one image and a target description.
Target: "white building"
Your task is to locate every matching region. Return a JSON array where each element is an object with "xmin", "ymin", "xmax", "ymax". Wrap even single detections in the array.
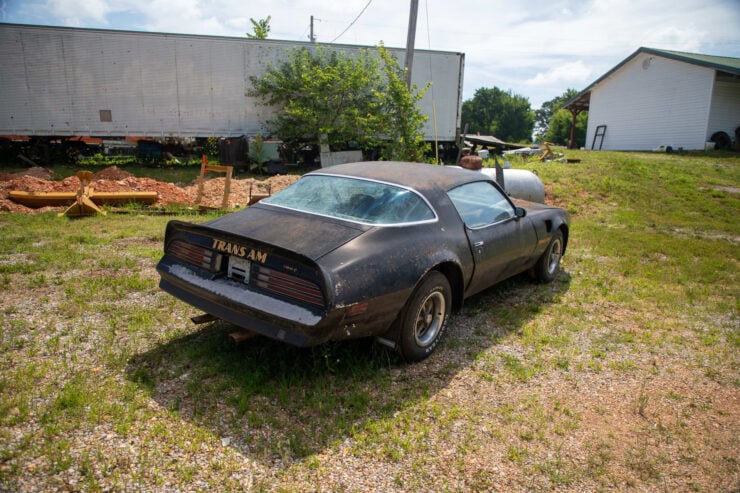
[{"xmin": 566, "ymin": 47, "xmax": 740, "ymax": 151}]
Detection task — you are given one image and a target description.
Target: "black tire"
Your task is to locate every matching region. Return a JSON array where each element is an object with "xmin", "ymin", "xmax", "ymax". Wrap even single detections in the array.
[
  {"xmin": 710, "ymin": 131, "xmax": 731, "ymax": 151},
  {"xmin": 394, "ymin": 271, "xmax": 451, "ymax": 362},
  {"xmin": 534, "ymin": 229, "xmax": 564, "ymax": 283}
]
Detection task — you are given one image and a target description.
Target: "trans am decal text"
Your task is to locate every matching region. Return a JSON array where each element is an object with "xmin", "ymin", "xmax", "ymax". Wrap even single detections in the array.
[{"xmin": 211, "ymin": 239, "xmax": 268, "ymax": 263}]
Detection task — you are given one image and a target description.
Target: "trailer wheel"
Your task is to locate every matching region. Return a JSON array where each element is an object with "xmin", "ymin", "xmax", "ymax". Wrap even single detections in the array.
[
  {"xmin": 710, "ymin": 131, "xmax": 731, "ymax": 151},
  {"xmin": 64, "ymin": 140, "xmax": 89, "ymax": 163}
]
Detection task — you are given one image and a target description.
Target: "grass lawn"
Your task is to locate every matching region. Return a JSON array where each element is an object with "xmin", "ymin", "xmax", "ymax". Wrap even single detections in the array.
[{"xmin": 0, "ymin": 150, "xmax": 738, "ymax": 491}]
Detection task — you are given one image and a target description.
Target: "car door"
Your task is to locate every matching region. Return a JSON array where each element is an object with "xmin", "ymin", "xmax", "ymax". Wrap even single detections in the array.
[{"xmin": 448, "ymin": 181, "xmax": 536, "ymax": 295}]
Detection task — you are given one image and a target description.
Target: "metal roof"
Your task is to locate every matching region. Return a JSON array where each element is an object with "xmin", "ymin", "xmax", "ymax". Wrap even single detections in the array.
[
  {"xmin": 462, "ymin": 134, "xmax": 524, "ymax": 150},
  {"xmin": 564, "ymin": 47, "xmax": 740, "ymax": 112}
]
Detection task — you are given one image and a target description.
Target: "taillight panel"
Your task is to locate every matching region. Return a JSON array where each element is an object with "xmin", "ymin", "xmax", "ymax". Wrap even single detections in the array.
[{"xmin": 166, "ymin": 235, "xmax": 325, "ymax": 309}]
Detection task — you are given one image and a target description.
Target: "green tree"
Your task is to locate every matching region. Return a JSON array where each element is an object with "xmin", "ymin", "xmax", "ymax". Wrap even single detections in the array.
[
  {"xmin": 247, "ymin": 16, "xmax": 271, "ymax": 39},
  {"xmin": 544, "ymin": 108, "xmax": 588, "ymax": 147},
  {"xmin": 250, "ymin": 47, "xmax": 381, "ymax": 151},
  {"xmin": 250, "ymin": 45, "xmax": 429, "ymax": 162},
  {"xmin": 375, "ymin": 45, "xmax": 429, "ymax": 162},
  {"xmin": 461, "ymin": 87, "xmax": 534, "ymax": 143},
  {"xmin": 534, "ymin": 89, "xmax": 587, "ymax": 144}
]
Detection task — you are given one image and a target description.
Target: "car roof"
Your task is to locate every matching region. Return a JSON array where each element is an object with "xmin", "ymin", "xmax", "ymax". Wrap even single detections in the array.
[{"xmin": 307, "ymin": 161, "xmax": 489, "ymax": 196}]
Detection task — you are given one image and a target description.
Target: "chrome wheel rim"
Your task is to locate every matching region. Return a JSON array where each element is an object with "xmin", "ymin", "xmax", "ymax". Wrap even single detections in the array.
[
  {"xmin": 414, "ymin": 291, "xmax": 446, "ymax": 347},
  {"xmin": 547, "ymin": 237, "xmax": 563, "ymax": 275}
]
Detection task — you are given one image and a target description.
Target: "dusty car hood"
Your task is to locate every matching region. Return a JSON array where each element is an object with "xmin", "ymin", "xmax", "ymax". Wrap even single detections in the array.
[{"xmin": 201, "ymin": 203, "xmax": 368, "ymax": 261}]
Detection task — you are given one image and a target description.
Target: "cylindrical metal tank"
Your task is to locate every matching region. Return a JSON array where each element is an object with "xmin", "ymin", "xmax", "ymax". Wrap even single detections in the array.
[{"xmin": 479, "ymin": 168, "xmax": 545, "ymax": 203}]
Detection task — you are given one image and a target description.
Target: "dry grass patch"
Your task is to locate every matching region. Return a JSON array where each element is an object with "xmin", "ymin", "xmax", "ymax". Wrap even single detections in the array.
[{"xmin": 1, "ymin": 150, "xmax": 738, "ymax": 491}]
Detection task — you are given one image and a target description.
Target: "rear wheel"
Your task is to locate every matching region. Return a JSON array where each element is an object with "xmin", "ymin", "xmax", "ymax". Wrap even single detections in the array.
[
  {"xmin": 534, "ymin": 229, "xmax": 564, "ymax": 283},
  {"xmin": 393, "ymin": 271, "xmax": 451, "ymax": 362}
]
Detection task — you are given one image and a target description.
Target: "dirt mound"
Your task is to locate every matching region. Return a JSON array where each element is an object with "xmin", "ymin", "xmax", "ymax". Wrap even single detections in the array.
[
  {"xmin": 0, "ymin": 166, "xmax": 55, "ymax": 181},
  {"xmin": 18, "ymin": 166, "xmax": 55, "ymax": 179},
  {"xmin": 92, "ymin": 166, "xmax": 134, "ymax": 181},
  {"xmin": 92, "ymin": 176, "xmax": 193, "ymax": 206},
  {"xmin": 0, "ymin": 167, "xmax": 300, "ymax": 213},
  {"xmin": 182, "ymin": 174, "xmax": 299, "ymax": 209}
]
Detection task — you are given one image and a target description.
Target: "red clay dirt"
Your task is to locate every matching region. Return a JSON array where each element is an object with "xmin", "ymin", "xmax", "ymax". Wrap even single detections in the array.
[{"xmin": 0, "ymin": 166, "xmax": 300, "ymax": 213}]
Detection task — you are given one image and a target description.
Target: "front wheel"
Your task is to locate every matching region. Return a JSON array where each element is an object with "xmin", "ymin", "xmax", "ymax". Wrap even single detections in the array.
[
  {"xmin": 534, "ymin": 229, "xmax": 564, "ymax": 283},
  {"xmin": 393, "ymin": 271, "xmax": 451, "ymax": 362}
]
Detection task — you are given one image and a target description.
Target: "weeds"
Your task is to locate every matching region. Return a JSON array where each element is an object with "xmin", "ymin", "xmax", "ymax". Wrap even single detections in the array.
[{"xmin": 1, "ymin": 150, "xmax": 738, "ymax": 491}]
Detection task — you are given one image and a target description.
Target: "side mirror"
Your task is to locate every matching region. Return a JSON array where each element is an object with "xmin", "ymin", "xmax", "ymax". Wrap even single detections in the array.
[{"xmin": 515, "ymin": 207, "xmax": 527, "ymax": 218}]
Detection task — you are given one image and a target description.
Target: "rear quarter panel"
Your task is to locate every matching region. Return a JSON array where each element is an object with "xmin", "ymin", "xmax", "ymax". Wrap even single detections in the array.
[
  {"xmin": 319, "ymin": 220, "xmax": 473, "ymax": 337},
  {"xmin": 519, "ymin": 204, "xmax": 570, "ymax": 263}
]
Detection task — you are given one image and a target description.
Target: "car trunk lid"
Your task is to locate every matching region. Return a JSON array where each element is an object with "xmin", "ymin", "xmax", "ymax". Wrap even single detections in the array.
[{"xmin": 201, "ymin": 204, "xmax": 368, "ymax": 261}]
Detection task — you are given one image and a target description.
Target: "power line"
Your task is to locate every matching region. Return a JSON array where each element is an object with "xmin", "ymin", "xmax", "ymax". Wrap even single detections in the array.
[{"xmin": 330, "ymin": 0, "xmax": 373, "ymax": 43}]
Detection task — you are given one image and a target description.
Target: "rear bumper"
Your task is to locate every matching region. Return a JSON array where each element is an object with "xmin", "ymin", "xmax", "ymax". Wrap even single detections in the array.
[{"xmin": 158, "ymin": 260, "xmax": 340, "ymax": 347}]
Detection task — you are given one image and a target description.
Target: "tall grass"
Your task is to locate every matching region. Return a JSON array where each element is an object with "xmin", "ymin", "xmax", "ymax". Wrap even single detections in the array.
[{"xmin": 0, "ymin": 150, "xmax": 738, "ymax": 491}]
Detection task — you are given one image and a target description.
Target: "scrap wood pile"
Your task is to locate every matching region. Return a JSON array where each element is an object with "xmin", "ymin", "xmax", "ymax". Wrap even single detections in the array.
[{"xmin": 0, "ymin": 166, "xmax": 300, "ymax": 214}]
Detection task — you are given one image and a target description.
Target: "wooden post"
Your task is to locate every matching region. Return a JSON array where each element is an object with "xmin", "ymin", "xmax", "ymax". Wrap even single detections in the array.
[
  {"xmin": 222, "ymin": 166, "xmax": 232, "ymax": 209},
  {"xmin": 196, "ymin": 154, "xmax": 233, "ymax": 208},
  {"xmin": 404, "ymin": 0, "xmax": 419, "ymax": 89},
  {"xmin": 567, "ymin": 108, "xmax": 582, "ymax": 150},
  {"xmin": 195, "ymin": 154, "xmax": 207, "ymax": 205}
]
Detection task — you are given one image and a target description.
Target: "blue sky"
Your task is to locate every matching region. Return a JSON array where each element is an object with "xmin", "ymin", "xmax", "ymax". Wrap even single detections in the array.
[{"xmin": 2, "ymin": 0, "xmax": 739, "ymax": 108}]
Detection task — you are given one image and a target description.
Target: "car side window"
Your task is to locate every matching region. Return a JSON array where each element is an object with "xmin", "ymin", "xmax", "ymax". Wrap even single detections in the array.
[{"xmin": 448, "ymin": 181, "xmax": 515, "ymax": 228}]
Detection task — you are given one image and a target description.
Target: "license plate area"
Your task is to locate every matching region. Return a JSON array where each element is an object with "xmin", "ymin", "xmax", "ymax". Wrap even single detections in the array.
[{"xmin": 227, "ymin": 256, "xmax": 251, "ymax": 284}]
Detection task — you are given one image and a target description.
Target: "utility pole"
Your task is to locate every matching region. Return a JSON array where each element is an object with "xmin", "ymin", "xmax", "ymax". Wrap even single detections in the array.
[
  {"xmin": 309, "ymin": 15, "xmax": 316, "ymax": 43},
  {"xmin": 404, "ymin": 0, "xmax": 419, "ymax": 89}
]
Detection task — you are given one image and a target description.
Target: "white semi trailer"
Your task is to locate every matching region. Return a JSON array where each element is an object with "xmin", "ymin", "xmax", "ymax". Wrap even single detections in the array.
[{"xmin": 0, "ymin": 23, "xmax": 464, "ymax": 153}]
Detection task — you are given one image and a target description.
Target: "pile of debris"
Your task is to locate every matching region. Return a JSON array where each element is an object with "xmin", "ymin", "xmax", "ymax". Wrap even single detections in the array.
[{"xmin": 0, "ymin": 166, "xmax": 300, "ymax": 214}]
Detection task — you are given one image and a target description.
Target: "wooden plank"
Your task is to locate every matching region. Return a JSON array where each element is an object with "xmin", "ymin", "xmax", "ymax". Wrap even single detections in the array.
[
  {"xmin": 9, "ymin": 190, "xmax": 158, "ymax": 207},
  {"xmin": 89, "ymin": 191, "xmax": 158, "ymax": 204},
  {"xmin": 229, "ymin": 330, "xmax": 256, "ymax": 343},
  {"xmin": 205, "ymin": 164, "xmax": 233, "ymax": 173},
  {"xmin": 9, "ymin": 190, "xmax": 76, "ymax": 206}
]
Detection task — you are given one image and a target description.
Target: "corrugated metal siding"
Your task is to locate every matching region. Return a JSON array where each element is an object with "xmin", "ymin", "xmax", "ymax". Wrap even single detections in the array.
[
  {"xmin": 0, "ymin": 27, "xmax": 275, "ymax": 138},
  {"xmin": 707, "ymin": 78, "xmax": 740, "ymax": 140},
  {"xmin": 134, "ymin": 36, "xmax": 180, "ymax": 136},
  {"xmin": 0, "ymin": 24, "xmax": 463, "ymax": 141},
  {"xmin": 585, "ymin": 53, "xmax": 715, "ymax": 150}
]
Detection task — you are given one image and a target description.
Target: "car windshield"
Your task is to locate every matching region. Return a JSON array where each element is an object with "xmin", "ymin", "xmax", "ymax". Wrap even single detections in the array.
[{"xmin": 262, "ymin": 174, "xmax": 436, "ymax": 225}]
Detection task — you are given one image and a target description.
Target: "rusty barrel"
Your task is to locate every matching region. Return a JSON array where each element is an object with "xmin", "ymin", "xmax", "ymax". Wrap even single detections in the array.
[{"xmin": 460, "ymin": 155, "xmax": 483, "ymax": 171}]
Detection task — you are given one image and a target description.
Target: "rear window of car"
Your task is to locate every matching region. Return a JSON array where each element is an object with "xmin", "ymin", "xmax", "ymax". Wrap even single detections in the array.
[{"xmin": 262, "ymin": 174, "xmax": 436, "ymax": 225}]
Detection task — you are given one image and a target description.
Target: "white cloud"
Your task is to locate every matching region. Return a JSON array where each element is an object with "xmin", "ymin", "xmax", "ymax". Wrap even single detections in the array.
[
  {"xmin": 643, "ymin": 26, "xmax": 705, "ymax": 52},
  {"xmin": 134, "ymin": 0, "xmax": 219, "ymax": 34},
  {"xmin": 47, "ymin": 0, "xmax": 112, "ymax": 25},
  {"xmin": 524, "ymin": 61, "xmax": 593, "ymax": 87}
]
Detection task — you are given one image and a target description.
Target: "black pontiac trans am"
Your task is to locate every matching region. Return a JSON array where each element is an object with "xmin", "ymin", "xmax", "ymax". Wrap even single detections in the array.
[{"xmin": 157, "ymin": 161, "xmax": 570, "ymax": 361}]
